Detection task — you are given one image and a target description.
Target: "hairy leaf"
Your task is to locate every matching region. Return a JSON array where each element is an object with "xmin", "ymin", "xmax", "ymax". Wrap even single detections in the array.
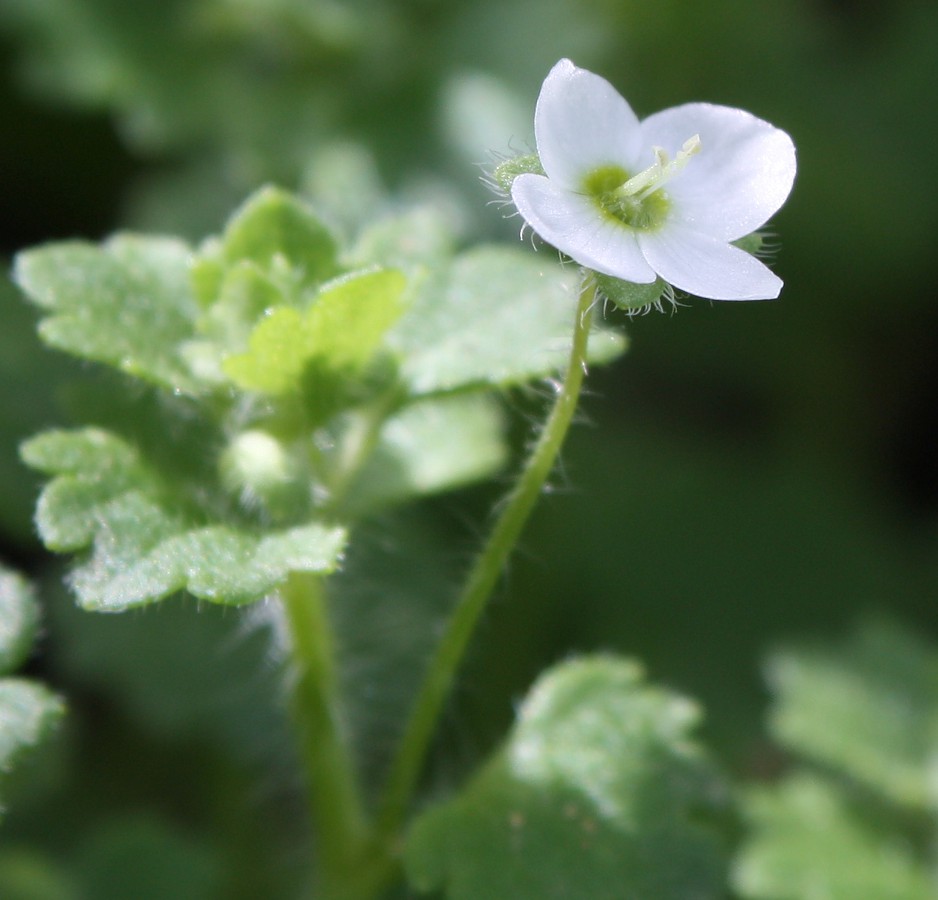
[
  {"xmin": 21, "ymin": 429, "xmax": 346, "ymax": 610},
  {"xmin": 0, "ymin": 567, "xmax": 40, "ymax": 675},
  {"xmin": 339, "ymin": 393, "xmax": 507, "ymax": 517},
  {"xmin": 391, "ymin": 246, "xmax": 625, "ymax": 395},
  {"xmin": 14, "ymin": 235, "xmax": 198, "ymax": 392},
  {"xmin": 405, "ymin": 656, "xmax": 726, "ymax": 899}
]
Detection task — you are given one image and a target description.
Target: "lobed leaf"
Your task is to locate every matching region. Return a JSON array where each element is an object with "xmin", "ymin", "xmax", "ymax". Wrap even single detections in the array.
[
  {"xmin": 339, "ymin": 393, "xmax": 507, "ymax": 517},
  {"xmin": 14, "ymin": 235, "xmax": 199, "ymax": 392},
  {"xmin": 0, "ymin": 681, "xmax": 64, "ymax": 779},
  {"xmin": 765, "ymin": 620, "xmax": 938, "ymax": 811},
  {"xmin": 0, "ymin": 567, "xmax": 40, "ymax": 675},
  {"xmin": 391, "ymin": 246, "xmax": 625, "ymax": 395},
  {"xmin": 21, "ymin": 428, "xmax": 346, "ymax": 610},
  {"xmin": 405, "ymin": 656, "xmax": 726, "ymax": 900},
  {"xmin": 218, "ymin": 186, "xmax": 340, "ymax": 285},
  {"xmin": 224, "ymin": 268, "xmax": 406, "ymax": 400},
  {"xmin": 733, "ymin": 773, "xmax": 934, "ymax": 900}
]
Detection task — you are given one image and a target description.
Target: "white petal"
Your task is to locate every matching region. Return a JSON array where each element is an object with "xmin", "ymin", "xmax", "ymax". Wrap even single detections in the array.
[
  {"xmin": 638, "ymin": 224, "xmax": 782, "ymax": 300},
  {"xmin": 639, "ymin": 103, "xmax": 796, "ymax": 242},
  {"xmin": 534, "ymin": 59, "xmax": 643, "ymax": 191},
  {"xmin": 512, "ymin": 174, "xmax": 656, "ymax": 283}
]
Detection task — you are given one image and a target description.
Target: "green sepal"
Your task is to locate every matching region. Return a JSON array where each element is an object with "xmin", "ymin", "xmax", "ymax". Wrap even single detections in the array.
[
  {"xmin": 594, "ymin": 272, "xmax": 673, "ymax": 312},
  {"xmin": 404, "ymin": 656, "xmax": 727, "ymax": 899},
  {"xmin": 21, "ymin": 428, "xmax": 347, "ymax": 610},
  {"xmin": 491, "ymin": 153, "xmax": 545, "ymax": 194}
]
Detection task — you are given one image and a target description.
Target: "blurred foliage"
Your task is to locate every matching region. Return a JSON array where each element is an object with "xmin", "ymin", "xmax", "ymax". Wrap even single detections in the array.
[
  {"xmin": 405, "ymin": 656, "xmax": 728, "ymax": 899},
  {"xmin": 733, "ymin": 622, "xmax": 938, "ymax": 898},
  {"xmin": 1, "ymin": 0, "xmax": 937, "ymax": 897}
]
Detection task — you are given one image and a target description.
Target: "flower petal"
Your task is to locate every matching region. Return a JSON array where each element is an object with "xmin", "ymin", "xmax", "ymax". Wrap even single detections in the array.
[
  {"xmin": 638, "ymin": 225, "xmax": 782, "ymax": 300},
  {"xmin": 534, "ymin": 59, "xmax": 643, "ymax": 191},
  {"xmin": 511, "ymin": 174, "xmax": 656, "ymax": 283},
  {"xmin": 639, "ymin": 103, "xmax": 796, "ymax": 242}
]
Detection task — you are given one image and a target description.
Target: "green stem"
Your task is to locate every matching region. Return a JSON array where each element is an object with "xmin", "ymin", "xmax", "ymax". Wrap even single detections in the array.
[
  {"xmin": 281, "ymin": 571, "xmax": 371, "ymax": 898},
  {"xmin": 374, "ymin": 276, "xmax": 598, "ymax": 844}
]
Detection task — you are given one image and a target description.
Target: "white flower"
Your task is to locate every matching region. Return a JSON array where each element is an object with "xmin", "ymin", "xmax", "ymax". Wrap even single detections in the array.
[{"xmin": 510, "ymin": 59, "xmax": 796, "ymax": 301}]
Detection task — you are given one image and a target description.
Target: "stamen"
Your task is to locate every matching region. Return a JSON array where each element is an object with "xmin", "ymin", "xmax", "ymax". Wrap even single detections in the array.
[{"xmin": 617, "ymin": 134, "xmax": 701, "ymax": 201}]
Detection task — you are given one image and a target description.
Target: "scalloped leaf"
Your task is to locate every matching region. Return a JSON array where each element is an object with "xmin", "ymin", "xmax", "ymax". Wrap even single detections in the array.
[
  {"xmin": 218, "ymin": 186, "xmax": 340, "ymax": 284},
  {"xmin": 14, "ymin": 235, "xmax": 199, "ymax": 392},
  {"xmin": 765, "ymin": 620, "xmax": 938, "ymax": 811},
  {"xmin": 734, "ymin": 773, "xmax": 934, "ymax": 900},
  {"xmin": 224, "ymin": 268, "xmax": 406, "ymax": 400},
  {"xmin": 404, "ymin": 656, "xmax": 726, "ymax": 900},
  {"xmin": 339, "ymin": 393, "xmax": 507, "ymax": 517},
  {"xmin": 0, "ymin": 567, "xmax": 40, "ymax": 675},
  {"xmin": 391, "ymin": 246, "xmax": 626, "ymax": 395},
  {"xmin": 0, "ymin": 681, "xmax": 64, "ymax": 777},
  {"xmin": 21, "ymin": 428, "xmax": 346, "ymax": 610}
]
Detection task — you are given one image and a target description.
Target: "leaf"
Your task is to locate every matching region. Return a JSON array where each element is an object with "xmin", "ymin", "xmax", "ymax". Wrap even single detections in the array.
[
  {"xmin": 21, "ymin": 428, "xmax": 346, "ymax": 610},
  {"xmin": 404, "ymin": 656, "xmax": 727, "ymax": 900},
  {"xmin": 733, "ymin": 773, "xmax": 935, "ymax": 900},
  {"xmin": 391, "ymin": 246, "xmax": 625, "ymax": 395},
  {"xmin": 765, "ymin": 620, "xmax": 938, "ymax": 811},
  {"xmin": 0, "ymin": 680, "xmax": 64, "ymax": 781},
  {"xmin": 224, "ymin": 268, "xmax": 407, "ymax": 419},
  {"xmin": 219, "ymin": 186, "xmax": 339, "ymax": 285},
  {"xmin": 340, "ymin": 393, "xmax": 508, "ymax": 516},
  {"xmin": 14, "ymin": 235, "xmax": 199, "ymax": 392},
  {"xmin": 0, "ymin": 567, "xmax": 40, "ymax": 675}
]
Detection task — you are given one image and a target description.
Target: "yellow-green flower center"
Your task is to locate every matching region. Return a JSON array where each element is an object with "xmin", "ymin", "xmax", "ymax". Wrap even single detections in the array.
[{"xmin": 583, "ymin": 135, "xmax": 701, "ymax": 231}]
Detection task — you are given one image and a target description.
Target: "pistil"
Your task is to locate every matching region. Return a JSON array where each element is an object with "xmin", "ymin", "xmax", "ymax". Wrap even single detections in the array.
[{"xmin": 615, "ymin": 135, "xmax": 701, "ymax": 202}]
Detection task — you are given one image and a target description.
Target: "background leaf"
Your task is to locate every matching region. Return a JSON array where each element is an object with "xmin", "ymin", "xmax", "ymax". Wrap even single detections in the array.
[
  {"xmin": 391, "ymin": 246, "xmax": 625, "ymax": 395},
  {"xmin": 405, "ymin": 656, "xmax": 727, "ymax": 900}
]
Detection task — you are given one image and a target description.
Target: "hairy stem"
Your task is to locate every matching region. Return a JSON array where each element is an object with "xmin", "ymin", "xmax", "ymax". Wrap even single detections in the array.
[
  {"xmin": 281, "ymin": 571, "xmax": 372, "ymax": 898},
  {"xmin": 374, "ymin": 276, "xmax": 598, "ymax": 845}
]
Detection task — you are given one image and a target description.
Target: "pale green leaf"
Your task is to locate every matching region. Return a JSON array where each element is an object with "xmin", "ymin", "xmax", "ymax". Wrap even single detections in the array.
[
  {"xmin": 224, "ymin": 268, "xmax": 406, "ymax": 408},
  {"xmin": 340, "ymin": 393, "xmax": 507, "ymax": 516},
  {"xmin": 405, "ymin": 656, "xmax": 726, "ymax": 900},
  {"xmin": 0, "ymin": 680, "xmax": 64, "ymax": 778},
  {"xmin": 219, "ymin": 186, "xmax": 339, "ymax": 285},
  {"xmin": 391, "ymin": 246, "xmax": 625, "ymax": 395},
  {"xmin": 14, "ymin": 235, "xmax": 198, "ymax": 392},
  {"xmin": 0, "ymin": 568, "xmax": 40, "ymax": 675},
  {"xmin": 734, "ymin": 773, "xmax": 935, "ymax": 900},
  {"xmin": 21, "ymin": 428, "xmax": 346, "ymax": 610},
  {"xmin": 765, "ymin": 620, "xmax": 938, "ymax": 811}
]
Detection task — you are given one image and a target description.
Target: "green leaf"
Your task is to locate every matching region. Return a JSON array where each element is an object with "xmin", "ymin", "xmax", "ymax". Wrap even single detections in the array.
[
  {"xmin": 219, "ymin": 186, "xmax": 339, "ymax": 285},
  {"xmin": 14, "ymin": 235, "xmax": 198, "ymax": 392},
  {"xmin": 0, "ymin": 680, "xmax": 64, "ymax": 782},
  {"xmin": 391, "ymin": 246, "xmax": 625, "ymax": 395},
  {"xmin": 0, "ymin": 567, "xmax": 40, "ymax": 675},
  {"xmin": 404, "ymin": 656, "xmax": 726, "ymax": 900},
  {"xmin": 224, "ymin": 268, "xmax": 407, "ymax": 415},
  {"xmin": 21, "ymin": 428, "xmax": 346, "ymax": 610},
  {"xmin": 733, "ymin": 773, "xmax": 935, "ymax": 900},
  {"xmin": 765, "ymin": 620, "xmax": 938, "ymax": 811},
  {"xmin": 340, "ymin": 393, "xmax": 507, "ymax": 516}
]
